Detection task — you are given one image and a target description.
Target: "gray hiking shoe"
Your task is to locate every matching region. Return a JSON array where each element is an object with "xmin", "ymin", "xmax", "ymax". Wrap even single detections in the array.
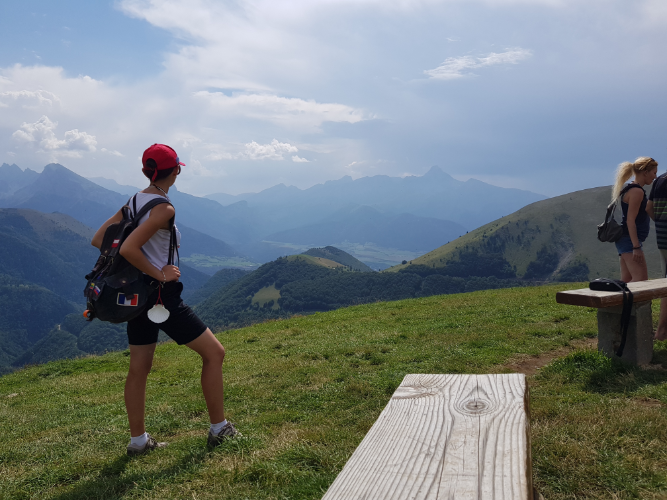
[
  {"xmin": 207, "ymin": 422, "xmax": 241, "ymax": 448},
  {"xmin": 126, "ymin": 433, "xmax": 168, "ymax": 456}
]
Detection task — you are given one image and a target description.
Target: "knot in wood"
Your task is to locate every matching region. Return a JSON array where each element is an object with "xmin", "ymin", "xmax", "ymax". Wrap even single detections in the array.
[{"xmin": 461, "ymin": 398, "xmax": 490, "ymax": 415}]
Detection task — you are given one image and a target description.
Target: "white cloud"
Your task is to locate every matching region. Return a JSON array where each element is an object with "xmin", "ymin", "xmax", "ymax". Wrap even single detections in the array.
[
  {"xmin": 1, "ymin": 0, "xmax": 665, "ymax": 198},
  {"xmin": 203, "ymin": 150, "xmax": 234, "ymax": 161},
  {"xmin": 0, "ymin": 89, "xmax": 61, "ymax": 108},
  {"xmin": 12, "ymin": 115, "xmax": 97, "ymax": 157},
  {"xmin": 101, "ymin": 148, "xmax": 124, "ymax": 157},
  {"xmin": 292, "ymin": 155, "xmax": 309, "ymax": 163},
  {"xmin": 240, "ymin": 139, "xmax": 298, "ymax": 160},
  {"xmin": 194, "ymin": 91, "xmax": 369, "ymax": 131},
  {"xmin": 641, "ymin": 0, "xmax": 667, "ymax": 25},
  {"xmin": 424, "ymin": 48, "xmax": 532, "ymax": 80}
]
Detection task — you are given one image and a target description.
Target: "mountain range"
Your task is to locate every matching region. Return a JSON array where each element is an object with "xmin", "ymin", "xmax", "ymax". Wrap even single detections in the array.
[
  {"xmin": 205, "ymin": 166, "xmax": 546, "ymax": 231},
  {"xmin": 1, "ymin": 162, "xmax": 547, "ymax": 268}
]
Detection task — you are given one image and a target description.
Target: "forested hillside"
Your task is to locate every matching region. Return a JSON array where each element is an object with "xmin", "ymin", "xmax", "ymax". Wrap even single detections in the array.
[
  {"xmin": 187, "ymin": 268, "xmax": 250, "ymax": 306},
  {"xmin": 0, "ymin": 208, "xmax": 210, "ymax": 373},
  {"xmin": 390, "ymin": 185, "xmax": 661, "ymax": 281},
  {"xmin": 302, "ymin": 246, "xmax": 373, "ymax": 272},
  {"xmin": 0, "ymin": 208, "xmax": 98, "ymax": 302},
  {"xmin": 196, "ymin": 256, "xmax": 340, "ymax": 329},
  {"xmin": 195, "ymin": 250, "xmax": 527, "ymax": 332}
]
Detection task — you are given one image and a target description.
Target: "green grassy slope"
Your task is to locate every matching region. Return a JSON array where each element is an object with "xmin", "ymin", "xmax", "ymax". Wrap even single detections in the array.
[
  {"xmin": 388, "ymin": 186, "xmax": 662, "ymax": 280},
  {"xmin": 3, "ymin": 284, "xmax": 667, "ymax": 499},
  {"xmin": 302, "ymin": 246, "xmax": 374, "ymax": 272}
]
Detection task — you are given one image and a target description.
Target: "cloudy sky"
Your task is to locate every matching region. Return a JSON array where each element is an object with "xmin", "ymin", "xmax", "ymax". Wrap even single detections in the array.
[{"xmin": 2, "ymin": 0, "xmax": 667, "ymax": 196}]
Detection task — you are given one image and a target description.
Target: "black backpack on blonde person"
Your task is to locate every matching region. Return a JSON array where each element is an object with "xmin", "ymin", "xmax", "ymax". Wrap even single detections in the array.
[
  {"xmin": 83, "ymin": 195, "xmax": 178, "ymax": 323},
  {"xmin": 597, "ymin": 184, "xmax": 636, "ymax": 243}
]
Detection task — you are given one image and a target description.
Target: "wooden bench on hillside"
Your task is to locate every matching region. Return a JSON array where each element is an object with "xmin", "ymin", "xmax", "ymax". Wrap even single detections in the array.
[
  {"xmin": 322, "ymin": 374, "xmax": 536, "ymax": 500},
  {"xmin": 556, "ymin": 278, "xmax": 667, "ymax": 365}
]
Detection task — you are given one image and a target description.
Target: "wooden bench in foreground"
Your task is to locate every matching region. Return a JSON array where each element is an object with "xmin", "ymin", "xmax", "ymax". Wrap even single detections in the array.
[
  {"xmin": 322, "ymin": 374, "xmax": 534, "ymax": 500},
  {"xmin": 556, "ymin": 278, "xmax": 667, "ymax": 365}
]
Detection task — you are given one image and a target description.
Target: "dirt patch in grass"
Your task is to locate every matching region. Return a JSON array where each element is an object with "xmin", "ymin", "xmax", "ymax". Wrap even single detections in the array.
[
  {"xmin": 500, "ymin": 336, "xmax": 598, "ymax": 376},
  {"xmin": 633, "ymin": 396, "xmax": 664, "ymax": 408}
]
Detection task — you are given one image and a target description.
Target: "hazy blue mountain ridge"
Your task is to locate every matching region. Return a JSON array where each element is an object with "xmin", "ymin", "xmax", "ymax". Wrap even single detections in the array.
[
  {"xmin": 0, "ymin": 163, "xmax": 39, "ymax": 196},
  {"xmin": 87, "ymin": 177, "xmax": 142, "ymax": 196},
  {"xmin": 10, "ymin": 163, "xmax": 546, "ymax": 270},
  {"xmin": 205, "ymin": 166, "xmax": 546, "ymax": 231},
  {"xmin": 0, "ymin": 164, "xmax": 128, "ymax": 229},
  {"xmin": 2, "ymin": 165, "xmax": 253, "ymax": 268},
  {"xmin": 267, "ymin": 205, "xmax": 467, "ymax": 253}
]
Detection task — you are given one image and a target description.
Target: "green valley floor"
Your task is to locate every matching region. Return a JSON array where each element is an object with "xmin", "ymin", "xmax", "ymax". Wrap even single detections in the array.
[{"xmin": 2, "ymin": 284, "xmax": 667, "ymax": 499}]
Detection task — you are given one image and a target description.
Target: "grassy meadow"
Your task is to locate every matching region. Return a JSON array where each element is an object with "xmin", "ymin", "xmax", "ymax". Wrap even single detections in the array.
[{"xmin": 2, "ymin": 284, "xmax": 667, "ymax": 499}]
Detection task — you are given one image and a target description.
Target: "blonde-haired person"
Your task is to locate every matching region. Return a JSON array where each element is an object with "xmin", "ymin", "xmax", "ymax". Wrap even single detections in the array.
[{"xmin": 612, "ymin": 157, "xmax": 658, "ymax": 282}]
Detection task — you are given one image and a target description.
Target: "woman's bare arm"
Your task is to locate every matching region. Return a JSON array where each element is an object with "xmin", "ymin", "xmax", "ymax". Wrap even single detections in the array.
[
  {"xmin": 119, "ymin": 204, "xmax": 180, "ymax": 282},
  {"xmin": 91, "ymin": 210, "xmax": 124, "ymax": 249},
  {"xmin": 647, "ymin": 200, "xmax": 655, "ymax": 220}
]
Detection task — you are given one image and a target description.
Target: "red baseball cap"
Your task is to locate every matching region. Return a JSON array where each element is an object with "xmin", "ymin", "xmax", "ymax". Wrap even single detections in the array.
[{"xmin": 142, "ymin": 144, "xmax": 186, "ymax": 181}]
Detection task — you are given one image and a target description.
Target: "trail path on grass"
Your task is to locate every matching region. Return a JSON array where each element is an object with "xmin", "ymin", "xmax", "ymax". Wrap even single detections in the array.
[{"xmin": 500, "ymin": 336, "xmax": 598, "ymax": 376}]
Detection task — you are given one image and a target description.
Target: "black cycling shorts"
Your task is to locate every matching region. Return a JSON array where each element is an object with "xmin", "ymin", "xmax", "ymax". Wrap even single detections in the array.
[{"xmin": 127, "ymin": 279, "xmax": 207, "ymax": 346}]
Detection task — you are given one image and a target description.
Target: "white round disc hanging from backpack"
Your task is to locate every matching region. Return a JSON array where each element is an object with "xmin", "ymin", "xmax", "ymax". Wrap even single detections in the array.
[{"xmin": 147, "ymin": 304, "xmax": 170, "ymax": 323}]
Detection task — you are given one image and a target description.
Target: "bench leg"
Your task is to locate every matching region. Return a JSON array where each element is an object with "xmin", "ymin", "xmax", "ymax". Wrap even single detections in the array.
[{"xmin": 597, "ymin": 300, "xmax": 653, "ymax": 365}]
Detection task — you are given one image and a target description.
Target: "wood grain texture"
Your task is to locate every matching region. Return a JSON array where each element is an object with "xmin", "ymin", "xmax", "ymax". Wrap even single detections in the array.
[
  {"xmin": 322, "ymin": 374, "xmax": 532, "ymax": 500},
  {"xmin": 556, "ymin": 278, "xmax": 667, "ymax": 308}
]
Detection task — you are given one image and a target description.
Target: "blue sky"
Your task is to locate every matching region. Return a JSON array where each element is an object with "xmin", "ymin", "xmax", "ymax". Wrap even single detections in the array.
[{"xmin": 1, "ymin": 0, "xmax": 666, "ymax": 196}]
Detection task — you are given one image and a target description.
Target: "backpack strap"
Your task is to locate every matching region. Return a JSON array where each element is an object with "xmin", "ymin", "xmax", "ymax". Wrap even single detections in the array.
[
  {"xmin": 131, "ymin": 196, "xmax": 178, "ymax": 266},
  {"xmin": 132, "ymin": 197, "xmax": 172, "ymax": 224},
  {"xmin": 619, "ymin": 183, "xmax": 644, "ymax": 202}
]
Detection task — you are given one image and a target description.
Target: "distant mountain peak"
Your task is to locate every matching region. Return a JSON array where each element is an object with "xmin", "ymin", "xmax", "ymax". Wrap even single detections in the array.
[
  {"xmin": 43, "ymin": 163, "xmax": 67, "ymax": 171},
  {"xmin": 422, "ymin": 165, "xmax": 455, "ymax": 181},
  {"xmin": 1, "ymin": 163, "xmax": 21, "ymax": 172}
]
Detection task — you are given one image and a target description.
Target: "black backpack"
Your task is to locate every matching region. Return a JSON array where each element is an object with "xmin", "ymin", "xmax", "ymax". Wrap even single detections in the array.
[
  {"xmin": 83, "ymin": 195, "xmax": 177, "ymax": 323},
  {"xmin": 597, "ymin": 184, "xmax": 636, "ymax": 243}
]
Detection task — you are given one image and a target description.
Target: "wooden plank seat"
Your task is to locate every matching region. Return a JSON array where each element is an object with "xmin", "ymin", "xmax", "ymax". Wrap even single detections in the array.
[
  {"xmin": 556, "ymin": 278, "xmax": 667, "ymax": 365},
  {"xmin": 322, "ymin": 374, "xmax": 535, "ymax": 500}
]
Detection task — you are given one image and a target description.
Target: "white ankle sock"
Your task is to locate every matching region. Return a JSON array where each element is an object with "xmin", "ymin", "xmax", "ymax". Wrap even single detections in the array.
[
  {"xmin": 210, "ymin": 419, "xmax": 228, "ymax": 434},
  {"xmin": 130, "ymin": 432, "xmax": 148, "ymax": 447}
]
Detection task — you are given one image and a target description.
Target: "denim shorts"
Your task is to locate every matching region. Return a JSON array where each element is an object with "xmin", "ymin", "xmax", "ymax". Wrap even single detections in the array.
[{"xmin": 615, "ymin": 234, "xmax": 643, "ymax": 256}]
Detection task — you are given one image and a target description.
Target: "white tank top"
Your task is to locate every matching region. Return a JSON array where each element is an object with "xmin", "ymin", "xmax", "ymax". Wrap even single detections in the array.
[{"xmin": 129, "ymin": 192, "xmax": 181, "ymax": 272}]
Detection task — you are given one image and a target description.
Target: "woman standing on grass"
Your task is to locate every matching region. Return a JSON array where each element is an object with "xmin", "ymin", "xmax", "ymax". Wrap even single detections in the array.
[
  {"xmin": 612, "ymin": 157, "xmax": 658, "ymax": 282},
  {"xmin": 91, "ymin": 144, "xmax": 239, "ymax": 455}
]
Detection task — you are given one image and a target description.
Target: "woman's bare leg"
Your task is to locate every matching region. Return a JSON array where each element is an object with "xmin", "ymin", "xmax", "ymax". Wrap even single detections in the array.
[
  {"xmin": 186, "ymin": 329, "xmax": 226, "ymax": 423},
  {"xmin": 125, "ymin": 343, "xmax": 157, "ymax": 436},
  {"xmin": 620, "ymin": 253, "xmax": 648, "ymax": 282}
]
